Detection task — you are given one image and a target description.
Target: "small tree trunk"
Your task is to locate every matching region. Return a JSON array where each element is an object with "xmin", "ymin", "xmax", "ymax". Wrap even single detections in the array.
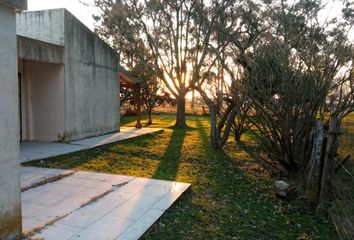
[
  {"xmin": 135, "ymin": 84, "xmax": 142, "ymax": 129},
  {"xmin": 175, "ymin": 95, "xmax": 187, "ymax": 128},
  {"xmin": 318, "ymin": 116, "xmax": 340, "ymax": 209},
  {"xmin": 234, "ymin": 130, "xmax": 241, "ymax": 142},
  {"xmin": 233, "ymin": 122, "xmax": 242, "ymax": 142},
  {"xmin": 209, "ymin": 104, "xmax": 236, "ymax": 150},
  {"xmin": 148, "ymin": 110, "xmax": 152, "ymax": 125},
  {"xmin": 209, "ymin": 107, "xmax": 218, "ymax": 149},
  {"xmin": 197, "ymin": 87, "xmax": 218, "ymax": 148},
  {"xmin": 305, "ymin": 121, "xmax": 324, "ymax": 207},
  {"xmin": 217, "ymin": 107, "xmax": 237, "ymax": 149},
  {"xmin": 191, "ymin": 89, "xmax": 195, "ymax": 112}
]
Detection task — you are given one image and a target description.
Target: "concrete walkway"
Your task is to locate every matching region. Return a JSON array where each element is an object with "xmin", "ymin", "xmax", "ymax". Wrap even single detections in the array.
[
  {"xmin": 21, "ymin": 127, "xmax": 163, "ymax": 163},
  {"xmin": 21, "ymin": 167, "xmax": 190, "ymax": 240}
]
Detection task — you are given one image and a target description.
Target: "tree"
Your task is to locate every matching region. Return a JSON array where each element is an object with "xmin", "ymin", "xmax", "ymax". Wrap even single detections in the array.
[
  {"xmin": 94, "ymin": 0, "xmax": 220, "ymax": 128},
  {"xmin": 241, "ymin": 0, "xmax": 353, "ymax": 181},
  {"xmin": 195, "ymin": 69, "xmax": 237, "ymax": 150},
  {"xmin": 120, "ymin": 86, "xmax": 135, "ymax": 116},
  {"xmin": 140, "ymin": 77, "xmax": 173, "ymax": 125},
  {"xmin": 119, "ymin": 48, "xmax": 173, "ymax": 124},
  {"xmin": 193, "ymin": 0, "xmax": 263, "ymax": 149},
  {"xmin": 231, "ymin": 78, "xmax": 253, "ymax": 142},
  {"xmin": 120, "ymin": 75, "xmax": 173, "ymax": 124}
]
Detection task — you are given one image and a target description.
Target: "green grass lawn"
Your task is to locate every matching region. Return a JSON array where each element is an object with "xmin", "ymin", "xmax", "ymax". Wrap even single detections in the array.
[{"xmin": 25, "ymin": 114, "xmax": 337, "ymax": 239}]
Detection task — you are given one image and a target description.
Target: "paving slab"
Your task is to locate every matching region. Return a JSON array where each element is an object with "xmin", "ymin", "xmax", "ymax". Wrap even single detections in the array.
[
  {"xmin": 20, "ymin": 127, "xmax": 163, "ymax": 163},
  {"xmin": 20, "ymin": 142, "xmax": 87, "ymax": 163},
  {"xmin": 21, "ymin": 167, "xmax": 74, "ymax": 191},
  {"xmin": 22, "ymin": 167, "xmax": 190, "ymax": 240},
  {"xmin": 69, "ymin": 127, "xmax": 163, "ymax": 147},
  {"xmin": 31, "ymin": 223, "xmax": 83, "ymax": 240}
]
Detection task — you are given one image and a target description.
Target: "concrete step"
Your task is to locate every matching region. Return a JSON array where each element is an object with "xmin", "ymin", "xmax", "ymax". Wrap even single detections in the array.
[{"xmin": 21, "ymin": 167, "xmax": 191, "ymax": 240}]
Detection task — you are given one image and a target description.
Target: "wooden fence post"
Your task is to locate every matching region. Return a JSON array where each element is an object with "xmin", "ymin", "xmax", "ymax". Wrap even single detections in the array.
[
  {"xmin": 305, "ymin": 121, "xmax": 324, "ymax": 206},
  {"xmin": 319, "ymin": 116, "xmax": 341, "ymax": 208}
]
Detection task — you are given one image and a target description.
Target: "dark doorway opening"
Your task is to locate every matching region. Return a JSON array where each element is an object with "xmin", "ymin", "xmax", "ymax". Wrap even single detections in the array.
[{"xmin": 18, "ymin": 73, "xmax": 22, "ymax": 141}]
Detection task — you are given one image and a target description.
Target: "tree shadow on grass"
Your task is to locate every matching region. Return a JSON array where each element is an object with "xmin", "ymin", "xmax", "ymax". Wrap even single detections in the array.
[
  {"xmin": 193, "ymin": 117, "xmax": 337, "ymax": 239},
  {"xmin": 152, "ymin": 127, "xmax": 189, "ymax": 181},
  {"xmin": 234, "ymin": 132, "xmax": 283, "ymax": 176},
  {"xmin": 120, "ymin": 116, "xmax": 139, "ymax": 125},
  {"xmin": 23, "ymin": 131, "xmax": 165, "ymax": 171},
  {"xmin": 193, "ymin": 117, "xmax": 280, "ymax": 238}
]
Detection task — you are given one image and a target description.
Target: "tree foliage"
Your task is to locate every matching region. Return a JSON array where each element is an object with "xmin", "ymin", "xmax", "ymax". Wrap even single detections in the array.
[
  {"xmin": 241, "ymin": 0, "xmax": 354, "ymax": 175},
  {"xmin": 95, "ymin": 0, "xmax": 222, "ymax": 127},
  {"xmin": 95, "ymin": 0, "xmax": 354, "ymax": 207}
]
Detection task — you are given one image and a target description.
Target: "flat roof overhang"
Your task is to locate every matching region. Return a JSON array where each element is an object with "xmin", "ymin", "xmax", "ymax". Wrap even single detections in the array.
[
  {"xmin": 17, "ymin": 35, "xmax": 64, "ymax": 64},
  {"xmin": 0, "ymin": 0, "xmax": 27, "ymax": 10}
]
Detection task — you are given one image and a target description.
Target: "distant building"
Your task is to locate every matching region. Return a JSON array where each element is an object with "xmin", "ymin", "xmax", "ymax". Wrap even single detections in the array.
[
  {"xmin": 16, "ymin": 9, "xmax": 120, "ymax": 142},
  {"xmin": 0, "ymin": 8, "xmax": 141, "ymax": 238}
]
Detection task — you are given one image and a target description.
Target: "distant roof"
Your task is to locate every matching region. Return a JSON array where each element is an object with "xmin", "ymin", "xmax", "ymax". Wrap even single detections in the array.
[{"xmin": 119, "ymin": 65, "xmax": 140, "ymax": 87}]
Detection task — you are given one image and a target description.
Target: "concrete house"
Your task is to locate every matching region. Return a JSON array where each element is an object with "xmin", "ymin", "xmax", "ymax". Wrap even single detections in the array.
[
  {"xmin": 0, "ymin": 1, "xmax": 27, "ymax": 239},
  {"xmin": 0, "ymin": 6, "xmax": 123, "ymax": 238},
  {"xmin": 16, "ymin": 8, "xmax": 120, "ymax": 142}
]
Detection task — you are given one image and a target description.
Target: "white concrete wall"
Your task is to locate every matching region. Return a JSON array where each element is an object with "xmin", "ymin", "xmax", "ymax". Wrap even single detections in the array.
[
  {"xmin": 0, "ymin": 3, "xmax": 23, "ymax": 240},
  {"xmin": 18, "ymin": 60, "xmax": 66, "ymax": 142},
  {"xmin": 16, "ymin": 9, "xmax": 65, "ymax": 46},
  {"xmin": 64, "ymin": 10, "xmax": 120, "ymax": 141},
  {"xmin": 16, "ymin": 9, "xmax": 120, "ymax": 141}
]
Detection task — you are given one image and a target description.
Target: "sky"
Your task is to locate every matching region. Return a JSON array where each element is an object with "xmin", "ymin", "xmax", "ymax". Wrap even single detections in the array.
[
  {"xmin": 27, "ymin": 0, "xmax": 98, "ymax": 31},
  {"xmin": 27, "ymin": 0, "xmax": 348, "ymax": 33}
]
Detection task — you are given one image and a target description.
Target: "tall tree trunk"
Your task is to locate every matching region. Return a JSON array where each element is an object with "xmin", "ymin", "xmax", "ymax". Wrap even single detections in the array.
[
  {"xmin": 195, "ymin": 86, "xmax": 235, "ymax": 149},
  {"xmin": 175, "ymin": 95, "xmax": 187, "ymax": 128},
  {"xmin": 209, "ymin": 107, "xmax": 218, "ymax": 149},
  {"xmin": 234, "ymin": 124, "xmax": 242, "ymax": 142},
  {"xmin": 208, "ymin": 103, "xmax": 236, "ymax": 150},
  {"xmin": 148, "ymin": 109, "xmax": 152, "ymax": 125},
  {"xmin": 216, "ymin": 106, "xmax": 236, "ymax": 149},
  {"xmin": 191, "ymin": 90, "xmax": 195, "ymax": 112},
  {"xmin": 135, "ymin": 84, "xmax": 142, "ymax": 128}
]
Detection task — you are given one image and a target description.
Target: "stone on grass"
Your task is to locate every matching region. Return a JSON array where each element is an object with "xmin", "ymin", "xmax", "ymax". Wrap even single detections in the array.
[{"xmin": 274, "ymin": 180, "xmax": 289, "ymax": 197}]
